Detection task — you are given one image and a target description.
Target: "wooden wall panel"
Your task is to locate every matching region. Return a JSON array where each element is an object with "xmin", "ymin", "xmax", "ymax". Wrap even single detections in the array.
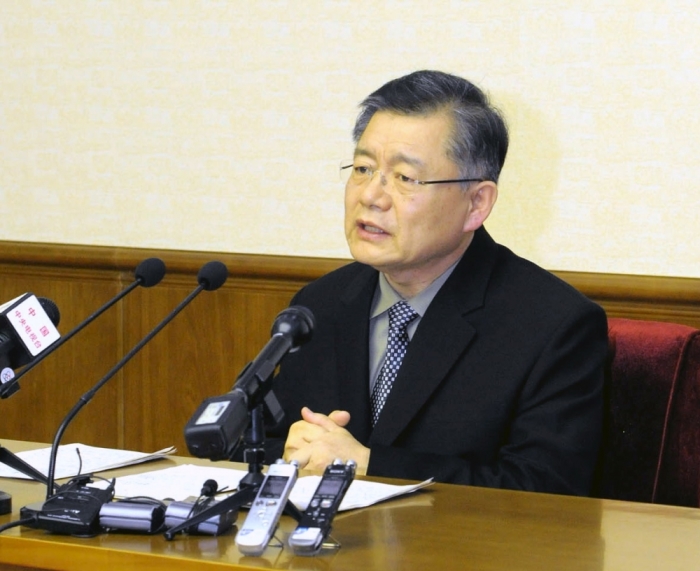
[{"xmin": 1, "ymin": 240, "xmax": 699, "ymax": 456}]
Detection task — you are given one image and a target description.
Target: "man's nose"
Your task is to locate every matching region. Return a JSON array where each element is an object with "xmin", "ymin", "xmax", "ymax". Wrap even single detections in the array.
[{"xmin": 358, "ymin": 170, "xmax": 392, "ymax": 208}]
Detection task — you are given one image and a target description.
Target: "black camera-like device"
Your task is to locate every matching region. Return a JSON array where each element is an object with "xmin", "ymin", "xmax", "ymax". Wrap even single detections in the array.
[{"xmin": 20, "ymin": 477, "xmax": 115, "ymax": 537}]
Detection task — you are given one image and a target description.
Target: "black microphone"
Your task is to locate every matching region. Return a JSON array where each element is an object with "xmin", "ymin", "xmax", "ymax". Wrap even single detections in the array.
[
  {"xmin": 200, "ymin": 479, "xmax": 219, "ymax": 497},
  {"xmin": 184, "ymin": 305, "xmax": 314, "ymax": 461},
  {"xmin": 0, "ymin": 258, "xmax": 166, "ymax": 399},
  {"xmin": 0, "ymin": 294, "xmax": 61, "ymax": 391},
  {"xmin": 19, "ymin": 261, "xmax": 229, "ymax": 536}
]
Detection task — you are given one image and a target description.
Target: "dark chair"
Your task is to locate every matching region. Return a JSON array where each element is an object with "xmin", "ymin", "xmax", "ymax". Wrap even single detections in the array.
[{"xmin": 596, "ymin": 317, "xmax": 700, "ymax": 506}]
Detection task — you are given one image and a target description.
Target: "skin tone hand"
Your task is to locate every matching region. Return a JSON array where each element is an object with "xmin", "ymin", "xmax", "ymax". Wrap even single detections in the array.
[{"xmin": 283, "ymin": 407, "xmax": 370, "ymax": 475}]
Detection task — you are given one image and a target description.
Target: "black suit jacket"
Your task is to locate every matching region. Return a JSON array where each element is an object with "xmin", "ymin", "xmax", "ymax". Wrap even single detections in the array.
[{"xmin": 269, "ymin": 227, "xmax": 608, "ymax": 495}]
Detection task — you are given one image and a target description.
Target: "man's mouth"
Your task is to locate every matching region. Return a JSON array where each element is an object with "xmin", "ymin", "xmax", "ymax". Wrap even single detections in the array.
[{"xmin": 359, "ymin": 222, "xmax": 387, "ymax": 234}]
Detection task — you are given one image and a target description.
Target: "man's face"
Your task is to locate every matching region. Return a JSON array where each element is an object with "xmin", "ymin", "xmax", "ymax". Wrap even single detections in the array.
[{"xmin": 344, "ymin": 110, "xmax": 489, "ymax": 293}]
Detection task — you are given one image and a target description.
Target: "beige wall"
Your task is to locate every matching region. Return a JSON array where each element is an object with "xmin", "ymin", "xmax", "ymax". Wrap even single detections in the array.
[{"xmin": 1, "ymin": 1, "xmax": 698, "ymax": 278}]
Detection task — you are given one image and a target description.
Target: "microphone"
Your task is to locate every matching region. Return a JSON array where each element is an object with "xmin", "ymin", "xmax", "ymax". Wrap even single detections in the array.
[
  {"xmin": 0, "ymin": 294, "xmax": 61, "ymax": 391},
  {"xmin": 0, "ymin": 258, "xmax": 166, "ymax": 399},
  {"xmin": 184, "ymin": 305, "xmax": 314, "ymax": 461},
  {"xmin": 19, "ymin": 261, "xmax": 229, "ymax": 536},
  {"xmin": 200, "ymin": 479, "xmax": 219, "ymax": 497}
]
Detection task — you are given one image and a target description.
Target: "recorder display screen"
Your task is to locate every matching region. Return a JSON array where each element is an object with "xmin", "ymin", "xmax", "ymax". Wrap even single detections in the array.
[{"xmin": 260, "ymin": 475, "xmax": 289, "ymax": 498}]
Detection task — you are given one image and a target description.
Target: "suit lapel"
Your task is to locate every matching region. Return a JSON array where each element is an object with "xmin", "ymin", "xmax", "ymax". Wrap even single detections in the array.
[
  {"xmin": 369, "ymin": 227, "xmax": 499, "ymax": 446},
  {"xmin": 334, "ymin": 265, "xmax": 378, "ymax": 444}
]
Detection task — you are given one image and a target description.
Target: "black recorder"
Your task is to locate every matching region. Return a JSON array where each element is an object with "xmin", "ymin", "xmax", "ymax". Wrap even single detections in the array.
[
  {"xmin": 288, "ymin": 459, "xmax": 356, "ymax": 556},
  {"xmin": 20, "ymin": 477, "xmax": 115, "ymax": 537}
]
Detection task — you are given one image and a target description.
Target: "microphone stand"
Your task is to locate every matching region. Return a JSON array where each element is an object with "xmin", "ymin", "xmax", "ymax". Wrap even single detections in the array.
[
  {"xmin": 0, "ymin": 444, "xmax": 50, "ymax": 515},
  {"xmin": 1, "ymin": 353, "xmax": 51, "ymax": 514},
  {"xmin": 239, "ymin": 403, "xmax": 268, "ymax": 490},
  {"xmin": 163, "ymin": 401, "xmax": 302, "ymax": 540},
  {"xmin": 0, "ymin": 445, "xmax": 49, "ymax": 485}
]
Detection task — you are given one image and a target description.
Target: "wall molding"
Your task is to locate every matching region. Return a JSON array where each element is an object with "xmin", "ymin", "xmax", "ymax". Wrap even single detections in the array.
[{"xmin": 2, "ymin": 240, "xmax": 699, "ymax": 324}]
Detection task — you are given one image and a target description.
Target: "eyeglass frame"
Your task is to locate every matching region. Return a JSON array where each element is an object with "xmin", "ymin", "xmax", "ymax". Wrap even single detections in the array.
[{"xmin": 339, "ymin": 163, "xmax": 486, "ymax": 188}]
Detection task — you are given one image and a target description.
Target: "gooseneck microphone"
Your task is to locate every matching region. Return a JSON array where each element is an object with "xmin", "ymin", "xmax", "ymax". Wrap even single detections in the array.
[
  {"xmin": 40, "ymin": 260, "xmax": 228, "ymax": 501},
  {"xmin": 184, "ymin": 305, "xmax": 314, "ymax": 461},
  {"xmin": 0, "ymin": 258, "xmax": 166, "ymax": 399}
]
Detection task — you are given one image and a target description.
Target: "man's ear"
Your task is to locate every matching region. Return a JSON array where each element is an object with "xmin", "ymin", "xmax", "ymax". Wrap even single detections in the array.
[{"xmin": 463, "ymin": 181, "xmax": 498, "ymax": 232}]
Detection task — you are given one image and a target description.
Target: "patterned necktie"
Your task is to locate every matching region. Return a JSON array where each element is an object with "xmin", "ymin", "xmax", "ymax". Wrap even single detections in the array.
[{"xmin": 370, "ymin": 301, "xmax": 419, "ymax": 426}]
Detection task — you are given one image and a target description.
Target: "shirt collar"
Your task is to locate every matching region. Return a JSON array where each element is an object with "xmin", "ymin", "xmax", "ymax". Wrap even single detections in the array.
[{"xmin": 370, "ymin": 258, "xmax": 462, "ymax": 320}]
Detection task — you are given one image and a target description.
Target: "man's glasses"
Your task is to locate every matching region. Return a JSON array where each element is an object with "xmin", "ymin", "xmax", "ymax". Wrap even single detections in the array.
[{"xmin": 340, "ymin": 162, "xmax": 485, "ymax": 195}]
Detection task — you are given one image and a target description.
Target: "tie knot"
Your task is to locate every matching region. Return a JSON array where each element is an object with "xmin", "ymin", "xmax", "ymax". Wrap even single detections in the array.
[{"xmin": 388, "ymin": 301, "xmax": 418, "ymax": 331}]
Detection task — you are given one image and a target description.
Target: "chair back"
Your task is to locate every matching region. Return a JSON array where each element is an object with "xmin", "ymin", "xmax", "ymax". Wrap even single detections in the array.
[{"xmin": 597, "ymin": 317, "xmax": 700, "ymax": 506}]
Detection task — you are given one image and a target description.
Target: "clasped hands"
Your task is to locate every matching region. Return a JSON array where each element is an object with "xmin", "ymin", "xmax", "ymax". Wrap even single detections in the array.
[{"xmin": 283, "ymin": 406, "xmax": 370, "ymax": 475}]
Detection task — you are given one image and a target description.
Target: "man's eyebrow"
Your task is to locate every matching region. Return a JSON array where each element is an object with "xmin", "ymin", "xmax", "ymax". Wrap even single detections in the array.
[
  {"xmin": 353, "ymin": 147, "xmax": 376, "ymax": 161},
  {"xmin": 353, "ymin": 148, "xmax": 427, "ymax": 170},
  {"xmin": 391, "ymin": 152, "xmax": 426, "ymax": 170}
]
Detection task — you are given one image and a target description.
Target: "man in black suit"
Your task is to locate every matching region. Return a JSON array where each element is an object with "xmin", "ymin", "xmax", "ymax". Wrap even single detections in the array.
[{"xmin": 270, "ymin": 70, "xmax": 607, "ymax": 496}]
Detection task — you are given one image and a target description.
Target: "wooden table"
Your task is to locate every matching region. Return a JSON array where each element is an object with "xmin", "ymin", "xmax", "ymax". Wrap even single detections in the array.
[{"xmin": 1, "ymin": 440, "xmax": 700, "ymax": 570}]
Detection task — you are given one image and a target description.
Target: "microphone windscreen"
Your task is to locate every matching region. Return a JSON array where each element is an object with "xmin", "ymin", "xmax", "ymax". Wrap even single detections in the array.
[
  {"xmin": 197, "ymin": 261, "xmax": 228, "ymax": 291},
  {"xmin": 287, "ymin": 305, "xmax": 315, "ymax": 330},
  {"xmin": 38, "ymin": 297, "xmax": 61, "ymax": 327},
  {"xmin": 273, "ymin": 305, "xmax": 315, "ymax": 350},
  {"xmin": 135, "ymin": 258, "xmax": 167, "ymax": 288},
  {"xmin": 200, "ymin": 479, "xmax": 218, "ymax": 497}
]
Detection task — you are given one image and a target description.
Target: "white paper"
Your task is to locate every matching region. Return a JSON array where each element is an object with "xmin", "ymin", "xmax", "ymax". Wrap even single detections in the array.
[
  {"xmin": 104, "ymin": 464, "xmax": 250, "ymax": 501},
  {"xmin": 93, "ymin": 463, "xmax": 433, "ymax": 511},
  {"xmin": 0, "ymin": 445, "xmax": 433, "ymax": 512},
  {"xmin": 0, "ymin": 443, "xmax": 175, "ymax": 480},
  {"xmin": 289, "ymin": 475, "xmax": 434, "ymax": 511}
]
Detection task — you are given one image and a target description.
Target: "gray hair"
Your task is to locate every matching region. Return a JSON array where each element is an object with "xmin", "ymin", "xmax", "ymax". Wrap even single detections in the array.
[{"xmin": 352, "ymin": 70, "xmax": 508, "ymax": 183}]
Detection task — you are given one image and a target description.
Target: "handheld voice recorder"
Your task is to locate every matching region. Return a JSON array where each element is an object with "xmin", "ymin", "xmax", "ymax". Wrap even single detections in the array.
[
  {"xmin": 289, "ymin": 459, "xmax": 356, "ymax": 556},
  {"xmin": 235, "ymin": 459, "xmax": 298, "ymax": 556}
]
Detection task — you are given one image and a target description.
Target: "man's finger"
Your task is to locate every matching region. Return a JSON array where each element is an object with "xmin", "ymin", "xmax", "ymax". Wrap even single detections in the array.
[
  {"xmin": 285, "ymin": 448, "xmax": 310, "ymax": 470},
  {"xmin": 328, "ymin": 410, "xmax": 351, "ymax": 427},
  {"xmin": 301, "ymin": 407, "xmax": 351, "ymax": 431}
]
